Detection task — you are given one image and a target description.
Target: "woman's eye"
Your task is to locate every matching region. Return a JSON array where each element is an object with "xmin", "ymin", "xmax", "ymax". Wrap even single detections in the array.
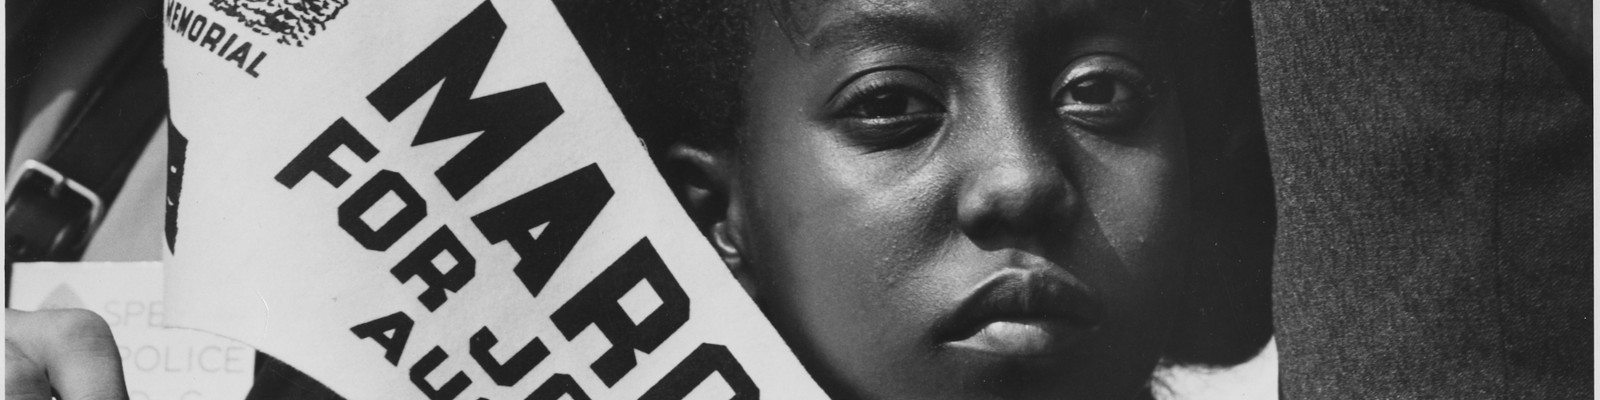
[
  {"xmin": 829, "ymin": 69, "xmax": 946, "ymax": 150},
  {"xmin": 847, "ymin": 90, "xmax": 941, "ymax": 119},
  {"xmin": 1064, "ymin": 77, "xmax": 1123, "ymax": 104},
  {"xmin": 1053, "ymin": 56, "xmax": 1158, "ymax": 133}
]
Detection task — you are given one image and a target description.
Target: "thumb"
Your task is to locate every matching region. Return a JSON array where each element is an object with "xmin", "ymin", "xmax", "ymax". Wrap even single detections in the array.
[
  {"xmin": 7, "ymin": 339, "xmax": 55, "ymax": 400},
  {"xmin": 6, "ymin": 309, "xmax": 130, "ymax": 400}
]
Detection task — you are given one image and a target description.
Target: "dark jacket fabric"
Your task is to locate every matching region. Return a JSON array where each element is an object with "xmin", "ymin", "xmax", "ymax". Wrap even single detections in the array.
[{"xmin": 1255, "ymin": 0, "xmax": 1591, "ymax": 397}]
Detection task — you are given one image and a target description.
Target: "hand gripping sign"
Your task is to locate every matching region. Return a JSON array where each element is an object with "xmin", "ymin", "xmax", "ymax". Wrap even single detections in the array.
[{"xmin": 161, "ymin": 1, "xmax": 827, "ymax": 398}]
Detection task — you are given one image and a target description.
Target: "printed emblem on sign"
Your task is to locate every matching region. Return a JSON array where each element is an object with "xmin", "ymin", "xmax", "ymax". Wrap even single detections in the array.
[
  {"xmin": 208, "ymin": 0, "xmax": 349, "ymax": 46},
  {"xmin": 38, "ymin": 284, "xmax": 86, "ymax": 310}
]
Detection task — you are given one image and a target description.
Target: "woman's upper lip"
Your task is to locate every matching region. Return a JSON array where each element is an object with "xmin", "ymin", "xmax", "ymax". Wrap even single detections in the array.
[{"xmin": 932, "ymin": 268, "xmax": 1103, "ymax": 344}]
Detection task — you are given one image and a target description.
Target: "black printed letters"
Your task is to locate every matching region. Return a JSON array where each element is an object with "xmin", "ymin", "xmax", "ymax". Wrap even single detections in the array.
[
  {"xmin": 277, "ymin": 1, "xmax": 754, "ymax": 398},
  {"xmin": 552, "ymin": 240, "xmax": 689, "ymax": 387}
]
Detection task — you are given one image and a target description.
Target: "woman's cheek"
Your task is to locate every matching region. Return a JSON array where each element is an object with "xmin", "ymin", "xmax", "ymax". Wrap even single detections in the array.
[{"xmin": 1077, "ymin": 106, "xmax": 1188, "ymax": 272}]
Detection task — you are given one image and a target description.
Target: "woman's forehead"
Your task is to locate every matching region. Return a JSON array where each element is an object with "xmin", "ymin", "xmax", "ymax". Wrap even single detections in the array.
[
  {"xmin": 767, "ymin": 0, "xmax": 1165, "ymax": 52},
  {"xmin": 772, "ymin": 0, "xmax": 1160, "ymax": 34}
]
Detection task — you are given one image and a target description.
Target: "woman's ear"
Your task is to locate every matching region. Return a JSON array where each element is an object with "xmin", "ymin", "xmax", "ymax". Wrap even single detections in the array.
[{"xmin": 665, "ymin": 144, "xmax": 757, "ymax": 296}]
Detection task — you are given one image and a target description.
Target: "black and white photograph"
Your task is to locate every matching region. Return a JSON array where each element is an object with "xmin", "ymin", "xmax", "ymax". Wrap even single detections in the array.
[{"xmin": 4, "ymin": 0, "xmax": 1590, "ymax": 399}]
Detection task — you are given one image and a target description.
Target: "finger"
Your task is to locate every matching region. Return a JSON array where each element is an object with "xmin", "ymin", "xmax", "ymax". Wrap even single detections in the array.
[
  {"xmin": 7, "ymin": 309, "xmax": 130, "ymax": 400},
  {"xmin": 7, "ymin": 339, "xmax": 55, "ymax": 400}
]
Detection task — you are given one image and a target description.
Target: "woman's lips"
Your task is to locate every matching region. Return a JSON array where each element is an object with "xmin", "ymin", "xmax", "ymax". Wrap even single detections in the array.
[
  {"xmin": 934, "ymin": 269, "xmax": 1102, "ymax": 358},
  {"xmin": 946, "ymin": 319, "xmax": 1089, "ymax": 356}
]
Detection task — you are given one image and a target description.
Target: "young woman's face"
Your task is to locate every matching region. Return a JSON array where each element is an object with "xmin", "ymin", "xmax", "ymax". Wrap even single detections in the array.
[{"xmin": 723, "ymin": 0, "xmax": 1189, "ymax": 398}]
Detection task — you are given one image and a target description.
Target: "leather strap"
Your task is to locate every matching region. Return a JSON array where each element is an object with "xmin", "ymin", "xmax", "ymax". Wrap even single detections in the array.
[{"xmin": 6, "ymin": 16, "xmax": 165, "ymax": 263}]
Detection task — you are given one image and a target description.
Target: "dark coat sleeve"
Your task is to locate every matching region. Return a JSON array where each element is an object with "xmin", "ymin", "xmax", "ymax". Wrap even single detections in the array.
[{"xmin": 1255, "ymin": 0, "xmax": 1591, "ymax": 397}]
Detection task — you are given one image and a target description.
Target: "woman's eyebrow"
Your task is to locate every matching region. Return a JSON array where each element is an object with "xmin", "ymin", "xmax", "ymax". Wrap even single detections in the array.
[{"xmin": 799, "ymin": 12, "xmax": 961, "ymax": 56}]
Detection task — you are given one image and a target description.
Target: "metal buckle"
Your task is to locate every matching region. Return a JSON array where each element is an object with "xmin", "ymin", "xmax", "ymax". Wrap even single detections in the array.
[{"xmin": 5, "ymin": 160, "xmax": 106, "ymax": 262}]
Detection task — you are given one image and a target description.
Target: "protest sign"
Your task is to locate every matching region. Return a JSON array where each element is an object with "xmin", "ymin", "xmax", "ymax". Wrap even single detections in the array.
[
  {"xmin": 9, "ymin": 262, "xmax": 256, "ymax": 400},
  {"xmin": 161, "ymin": 0, "xmax": 826, "ymax": 398}
]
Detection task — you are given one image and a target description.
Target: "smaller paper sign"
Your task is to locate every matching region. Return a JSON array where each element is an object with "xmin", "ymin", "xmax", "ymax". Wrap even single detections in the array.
[{"xmin": 8, "ymin": 262, "xmax": 256, "ymax": 400}]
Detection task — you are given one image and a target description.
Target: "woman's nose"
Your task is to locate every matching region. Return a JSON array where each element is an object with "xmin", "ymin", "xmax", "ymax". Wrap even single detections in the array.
[{"xmin": 954, "ymin": 127, "xmax": 1080, "ymax": 247}]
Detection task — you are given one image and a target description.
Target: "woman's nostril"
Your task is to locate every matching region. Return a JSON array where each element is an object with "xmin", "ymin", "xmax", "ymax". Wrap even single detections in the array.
[
  {"xmin": 969, "ymin": 215, "xmax": 1002, "ymax": 239},
  {"xmin": 956, "ymin": 158, "xmax": 1077, "ymax": 242}
]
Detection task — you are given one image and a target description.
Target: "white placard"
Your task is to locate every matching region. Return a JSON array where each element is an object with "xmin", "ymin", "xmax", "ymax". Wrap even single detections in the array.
[{"xmin": 161, "ymin": 0, "xmax": 825, "ymax": 398}]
